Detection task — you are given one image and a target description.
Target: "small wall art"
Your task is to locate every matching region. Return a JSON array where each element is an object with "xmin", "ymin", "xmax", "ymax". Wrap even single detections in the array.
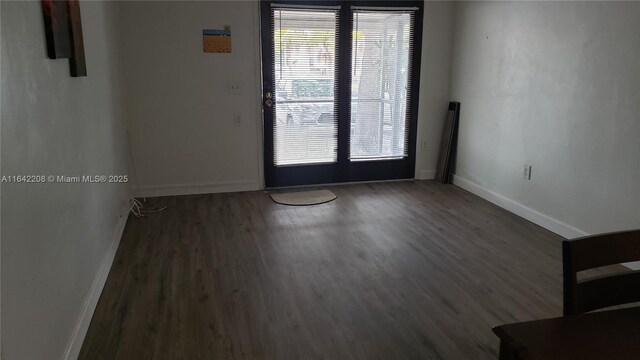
[
  {"xmin": 41, "ymin": 0, "xmax": 71, "ymax": 59},
  {"xmin": 203, "ymin": 28, "xmax": 231, "ymax": 54},
  {"xmin": 41, "ymin": 0, "xmax": 87, "ymax": 77}
]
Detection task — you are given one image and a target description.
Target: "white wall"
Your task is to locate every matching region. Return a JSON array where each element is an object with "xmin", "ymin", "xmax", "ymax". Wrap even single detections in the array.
[
  {"xmin": 1, "ymin": 1, "xmax": 130, "ymax": 358},
  {"xmin": 121, "ymin": 1, "xmax": 263, "ymax": 197},
  {"xmin": 450, "ymin": 1, "xmax": 640, "ymax": 237},
  {"xmin": 415, "ymin": 1, "xmax": 455, "ymax": 179}
]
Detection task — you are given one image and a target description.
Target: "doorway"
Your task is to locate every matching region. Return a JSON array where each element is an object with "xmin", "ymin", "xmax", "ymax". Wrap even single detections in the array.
[{"xmin": 261, "ymin": 1, "xmax": 423, "ymax": 187}]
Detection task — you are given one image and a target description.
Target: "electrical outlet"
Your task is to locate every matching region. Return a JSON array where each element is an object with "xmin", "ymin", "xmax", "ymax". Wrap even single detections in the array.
[
  {"xmin": 233, "ymin": 114, "xmax": 241, "ymax": 127},
  {"xmin": 227, "ymin": 81, "xmax": 242, "ymax": 95},
  {"xmin": 523, "ymin": 164, "xmax": 532, "ymax": 180},
  {"xmin": 421, "ymin": 139, "xmax": 428, "ymax": 151}
]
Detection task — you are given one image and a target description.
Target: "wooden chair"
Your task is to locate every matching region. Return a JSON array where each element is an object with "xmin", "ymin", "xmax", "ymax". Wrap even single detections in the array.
[{"xmin": 563, "ymin": 229, "xmax": 640, "ymax": 315}]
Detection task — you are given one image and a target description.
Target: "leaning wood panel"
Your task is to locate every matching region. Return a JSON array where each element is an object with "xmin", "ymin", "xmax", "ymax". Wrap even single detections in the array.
[
  {"xmin": 435, "ymin": 109, "xmax": 455, "ymax": 183},
  {"xmin": 435, "ymin": 101, "xmax": 461, "ymax": 184}
]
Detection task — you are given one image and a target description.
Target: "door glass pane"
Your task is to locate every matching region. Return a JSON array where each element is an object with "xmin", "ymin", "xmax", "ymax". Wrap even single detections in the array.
[
  {"xmin": 272, "ymin": 8, "xmax": 338, "ymax": 166},
  {"xmin": 350, "ymin": 11, "xmax": 413, "ymax": 160}
]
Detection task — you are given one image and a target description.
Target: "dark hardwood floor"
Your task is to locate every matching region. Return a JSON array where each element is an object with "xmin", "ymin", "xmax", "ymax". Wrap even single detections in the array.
[{"xmin": 80, "ymin": 180, "xmax": 574, "ymax": 359}]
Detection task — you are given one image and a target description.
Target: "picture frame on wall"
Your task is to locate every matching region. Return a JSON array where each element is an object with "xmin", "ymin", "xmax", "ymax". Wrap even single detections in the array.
[
  {"xmin": 41, "ymin": 0, "xmax": 72, "ymax": 59},
  {"xmin": 41, "ymin": 0, "xmax": 87, "ymax": 77}
]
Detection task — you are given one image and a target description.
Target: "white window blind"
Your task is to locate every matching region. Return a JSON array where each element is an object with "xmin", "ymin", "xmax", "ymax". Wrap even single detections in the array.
[
  {"xmin": 272, "ymin": 8, "xmax": 339, "ymax": 166},
  {"xmin": 350, "ymin": 10, "xmax": 414, "ymax": 160}
]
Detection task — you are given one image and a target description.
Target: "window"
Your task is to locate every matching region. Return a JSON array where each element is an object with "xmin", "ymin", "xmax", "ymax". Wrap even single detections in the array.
[{"xmin": 272, "ymin": 8, "xmax": 338, "ymax": 166}]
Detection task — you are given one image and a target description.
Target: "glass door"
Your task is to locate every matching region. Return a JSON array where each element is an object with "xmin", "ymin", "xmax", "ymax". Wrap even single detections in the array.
[
  {"xmin": 350, "ymin": 10, "xmax": 412, "ymax": 161},
  {"xmin": 261, "ymin": 2, "xmax": 423, "ymax": 188}
]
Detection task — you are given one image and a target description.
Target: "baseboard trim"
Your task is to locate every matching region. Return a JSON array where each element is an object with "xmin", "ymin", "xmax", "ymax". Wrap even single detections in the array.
[
  {"xmin": 452, "ymin": 175, "xmax": 588, "ymax": 239},
  {"xmin": 454, "ymin": 176, "xmax": 640, "ymax": 271},
  {"xmin": 417, "ymin": 170, "xmax": 436, "ymax": 180},
  {"xmin": 133, "ymin": 180, "xmax": 260, "ymax": 198},
  {"xmin": 622, "ymin": 262, "xmax": 640, "ymax": 270},
  {"xmin": 62, "ymin": 206, "xmax": 130, "ymax": 360}
]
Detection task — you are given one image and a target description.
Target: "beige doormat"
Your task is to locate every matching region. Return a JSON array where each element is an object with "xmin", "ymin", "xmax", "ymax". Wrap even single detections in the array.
[{"xmin": 269, "ymin": 189, "xmax": 337, "ymax": 206}]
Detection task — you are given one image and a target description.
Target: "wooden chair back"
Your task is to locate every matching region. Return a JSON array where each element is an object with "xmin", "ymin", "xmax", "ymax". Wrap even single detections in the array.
[{"xmin": 562, "ymin": 229, "xmax": 640, "ymax": 315}]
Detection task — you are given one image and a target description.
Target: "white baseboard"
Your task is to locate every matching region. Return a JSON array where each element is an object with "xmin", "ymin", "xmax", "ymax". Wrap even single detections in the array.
[
  {"xmin": 623, "ymin": 262, "xmax": 640, "ymax": 270},
  {"xmin": 452, "ymin": 175, "xmax": 588, "ymax": 239},
  {"xmin": 63, "ymin": 206, "xmax": 130, "ymax": 360},
  {"xmin": 417, "ymin": 170, "xmax": 436, "ymax": 180},
  {"xmin": 451, "ymin": 175, "xmax": 640, "ymax": 271},
  {"xmin": 133, "ymin": 180, "xmax": 260, "ymax": 198}
]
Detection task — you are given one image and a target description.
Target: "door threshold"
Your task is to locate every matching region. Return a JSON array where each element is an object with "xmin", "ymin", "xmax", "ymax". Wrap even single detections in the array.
[{"xmin": 264, "ymin": 178, "xmax": 416, "ymax": 191}]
